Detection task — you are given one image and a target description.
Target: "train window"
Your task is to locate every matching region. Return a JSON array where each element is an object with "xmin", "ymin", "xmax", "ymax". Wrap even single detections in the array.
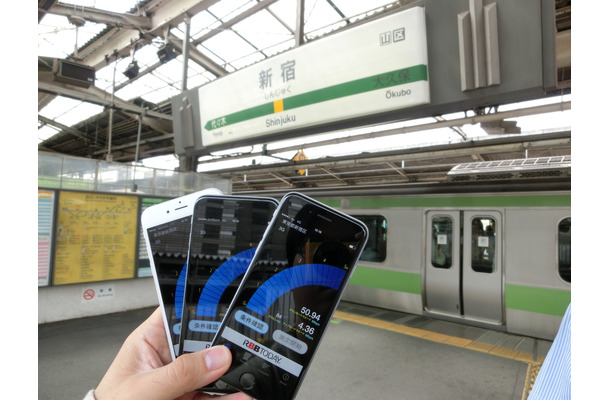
[
  {"xmin": 431, "ymin": 216, "xmax": 453, "ymax": 269},
  {"xmin": 558, "ymin": 218, "xmax": 571, "ymax": 282},
  {"xmin": 353, "ymin": 215, "xmax": 387, "ymax": 262},
  {"xmin": 471, "ymin": 217, "xmax": 496, "ymax": 273}
]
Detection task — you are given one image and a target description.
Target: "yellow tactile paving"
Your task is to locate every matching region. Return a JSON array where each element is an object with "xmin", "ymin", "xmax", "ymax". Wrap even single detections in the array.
[
  {"xmin": 445, "ymin": 335, "xmax": 473, "ymax": 348},
  {"xmin": 466, "ymin": 341, "xmax": 496, "ymax": 353},
  {"xmin": 332, "ymin": 310, "xmax": 544, "ymax": 361},
  {"xmin": 490, "ymin": 346, "xmax": 521, "ymax": 359},
  {"xmin": 421, "ymin": 331, "xmax": 451, "ymax": 343},
  {"xmin": 522, "ymin": 363, "xmax": 542, "ymax": 400}
]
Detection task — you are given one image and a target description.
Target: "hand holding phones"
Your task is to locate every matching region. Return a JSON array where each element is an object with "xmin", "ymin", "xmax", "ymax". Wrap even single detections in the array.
[
  {"xmin": 142, "ymin": 191, "xmax": 368, "ymax": 399},
  {"xmin": 211, "ymin": 192, "xmax": 369, "ymax": 400}
]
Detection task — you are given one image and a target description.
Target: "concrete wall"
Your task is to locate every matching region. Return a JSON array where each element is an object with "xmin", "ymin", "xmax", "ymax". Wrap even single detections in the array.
[{"xmin": 38, "ymin": 277, "xmax": 158, "ymax": 324}]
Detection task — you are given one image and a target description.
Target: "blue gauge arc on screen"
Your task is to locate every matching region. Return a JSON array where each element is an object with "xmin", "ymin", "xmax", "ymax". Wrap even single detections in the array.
[
  {"xmin": 246, "ymin": 263, "xmax": 346, "ymax": 317},
  {"xmin": 196, "ymin": 247, "xmax": 256, "ymax": 317},
  {"xmin": 175, "ymin": 262, "xmax": 187, "ymax": 319}
]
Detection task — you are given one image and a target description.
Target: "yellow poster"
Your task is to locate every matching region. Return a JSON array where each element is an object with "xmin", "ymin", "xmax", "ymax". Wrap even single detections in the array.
[{"xmin": 53, "ymin": 191, "xmax": 139, "ymax": 285}]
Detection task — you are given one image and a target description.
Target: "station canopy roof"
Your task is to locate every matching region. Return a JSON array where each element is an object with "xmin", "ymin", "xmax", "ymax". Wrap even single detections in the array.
[{"xmin": 38, "ymin": 0, "xmax": 572, "ymax": 193}]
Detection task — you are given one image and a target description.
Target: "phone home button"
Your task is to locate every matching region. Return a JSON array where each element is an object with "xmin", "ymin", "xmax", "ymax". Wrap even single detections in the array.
[{"xmin": 239, "ymin": 372, "xmax": 256, "ymax": 390}]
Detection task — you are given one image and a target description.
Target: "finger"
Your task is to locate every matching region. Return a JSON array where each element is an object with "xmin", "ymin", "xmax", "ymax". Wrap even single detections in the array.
[
  {"xmin": 138, "ymin": 307, "xmax": 174, "ymax": 364},
  {"xmin": 123, "ymin": 345, "xmax": 233, "ymax": 400}
]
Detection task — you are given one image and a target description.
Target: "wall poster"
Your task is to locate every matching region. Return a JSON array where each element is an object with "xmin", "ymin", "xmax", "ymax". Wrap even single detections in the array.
[{"xmin": 53, "ymin": 191, "xmax": 139, "ymax": 285}]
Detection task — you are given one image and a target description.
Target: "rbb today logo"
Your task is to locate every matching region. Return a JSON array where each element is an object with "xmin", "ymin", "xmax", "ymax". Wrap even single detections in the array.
[
  {"xmin": 244, "ymin": 339, "xmax": 261, "ymax": 352},
  {"xmin": 243, "ymin": 339, "xmax": 284, "ymax": 363}
]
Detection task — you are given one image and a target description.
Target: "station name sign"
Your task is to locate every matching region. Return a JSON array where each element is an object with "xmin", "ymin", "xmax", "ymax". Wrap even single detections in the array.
[
  {"xmin": 174, "ymin": 1, "xmax": 557, "ymax": 157},
  {"xmin": 194, "ymin": 6, "xmax": 429, "ymax": 151}
]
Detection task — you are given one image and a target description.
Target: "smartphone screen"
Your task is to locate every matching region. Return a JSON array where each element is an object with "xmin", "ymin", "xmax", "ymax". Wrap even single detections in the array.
[
  {"xmin": 212, "ymin": 192, "xmax": 368, "ymax": 400},
  {"xmin": 180, "ymin": 196, "xmax": 279, "ymax": 355},
  {"xmin": 146, "ymin": 215, "xmax": 192, "ymax": 356}
]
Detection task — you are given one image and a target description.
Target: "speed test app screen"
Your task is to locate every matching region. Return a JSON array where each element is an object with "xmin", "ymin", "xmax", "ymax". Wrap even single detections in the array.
[
  {"xmin": 181, "ymin": 196, "xmax": 278, "ymax": 354},
  {"xmin": 214, "ymin": 193, "xmax": 368, "ymax": 400},
  {"xmin": 147, "ymin": 216, "xmax": 192, "ymax": 356}
]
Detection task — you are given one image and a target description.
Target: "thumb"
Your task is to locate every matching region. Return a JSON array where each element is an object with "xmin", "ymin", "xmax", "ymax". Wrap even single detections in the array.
[{"xmin": 125, "ymin": 345, "xmax": 232, "ymax": 400}]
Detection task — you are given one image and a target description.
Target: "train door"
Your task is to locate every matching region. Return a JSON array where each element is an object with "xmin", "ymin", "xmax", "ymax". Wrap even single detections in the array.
[
  {"xmin": 424, "ymin": 211, "xmax": 461, "ymax": 317},
  {"xmin": 462, "ymin": 211, "xmax": 502, "ymax": 323},
  {"xmin": 425, "ymin": 211, "xmax": 503, "ymax": 326}
]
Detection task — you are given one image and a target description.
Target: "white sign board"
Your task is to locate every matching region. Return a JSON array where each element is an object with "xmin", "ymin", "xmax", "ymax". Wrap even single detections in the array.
[{"xmin": 198, "ymin": 6, "xmax": 429, "ymax": 148}]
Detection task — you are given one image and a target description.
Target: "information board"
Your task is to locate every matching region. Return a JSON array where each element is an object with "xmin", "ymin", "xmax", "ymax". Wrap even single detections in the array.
[
  {"xmin": 197, "ymin": 6, "xmax": 429, "ymax": 149},
  {"xmin": 38, "ymin": 190, "xmax": 55, "ymax": 287},
  {"xmin": 53, "ymin": 191, "xmax": 139, "ymax": 285}
]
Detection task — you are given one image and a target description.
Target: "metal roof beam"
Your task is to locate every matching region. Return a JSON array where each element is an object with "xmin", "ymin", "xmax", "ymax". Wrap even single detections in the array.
[
  {"xmin": 205, "ymin": 130, "xmax": 571, "ymax": 176},
  {"xmin": 38, "ymin": 114, "xmax": 88, "ymax": 142},
  {"xmin": 198, "ymin": 101, "xmax": 571, "ymax": 166},
  {"xmin": 70, "ymin": 27, "xmax": 145, "ymax": 68},
  {"xmin": 38, "ymin": 74, "xmax": 172, "ymax": 121},
  {"xmin": 167, "ymin": 33, "xmax": 228, "ymax": 77},
  {"xmin": 191, "ymin": 0, "xmax": 281, "ymax": 46},
  {"xmin": 90, "ymin": 133, "xmax": 175, "ymax": 158},
  {"xmin": 48, "ymin": 2, "xmax": 151, "ymax": 30},
  {"xmin": 146, "ymin": 0, "xmax": 222, "ymax": 35},
  {"xmin": 46, "ymin": 0, "xmax": 223, "ymax": 69},
  {"xmin": 39, "ymin": 0, "xmax": 59, "ymax": 22},
  {"xmin": 320, "ymin": 167, "xmax": 349, "ymax": 184},
  {"xmin": 386, "ymin": 162, "xmax": 409, "ymax": 178}
]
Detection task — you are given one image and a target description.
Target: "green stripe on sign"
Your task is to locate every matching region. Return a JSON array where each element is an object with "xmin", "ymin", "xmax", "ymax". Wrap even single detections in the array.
[
  {"xmin": 284, "ymin": 64, "xmax": 428, "ymax": 111},
  {"xmin": 204, "ymin": 64, "xmax": 428, "ymax": 130},
  {"xmin": 349, "ymin": 266, "xmax": 421, "ymax": 294},
  {"xmin": 505, "ymin": 284, "xmax": 571, "ymax": 316}
]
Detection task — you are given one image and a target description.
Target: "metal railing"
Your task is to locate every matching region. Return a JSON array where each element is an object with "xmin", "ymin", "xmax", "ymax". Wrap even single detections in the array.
[{"xmin": 38, "ymin": 152, "xmax": 231, "ymax": 196}]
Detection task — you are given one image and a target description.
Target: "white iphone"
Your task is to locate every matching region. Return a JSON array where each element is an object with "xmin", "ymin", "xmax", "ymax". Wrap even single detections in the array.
[{"xmin": 141, "ymin": 188, "xmax": 222, "ymax": 359}]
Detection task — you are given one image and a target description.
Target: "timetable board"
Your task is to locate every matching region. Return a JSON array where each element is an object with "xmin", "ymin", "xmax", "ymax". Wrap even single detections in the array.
[{"xmin": 52, "ymin": 191, "xmax": 139, "ymax": 285}]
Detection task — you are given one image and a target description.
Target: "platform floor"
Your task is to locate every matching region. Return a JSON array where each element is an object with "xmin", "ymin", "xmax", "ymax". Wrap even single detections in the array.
[{"xmin": 38, "ymin": 302, "xmax": 551, "ymax": 400}]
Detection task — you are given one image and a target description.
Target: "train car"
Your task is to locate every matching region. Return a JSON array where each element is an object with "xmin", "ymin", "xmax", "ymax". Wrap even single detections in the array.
[{"xmin": 318, "ymin": 156, "xmax": 571, "ymax": 341}]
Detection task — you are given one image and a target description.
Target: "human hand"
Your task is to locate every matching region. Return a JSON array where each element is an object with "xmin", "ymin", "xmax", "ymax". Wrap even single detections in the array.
[{"xmin": 93, "ymin": 307, "xmax": 251, "ymax": 400}]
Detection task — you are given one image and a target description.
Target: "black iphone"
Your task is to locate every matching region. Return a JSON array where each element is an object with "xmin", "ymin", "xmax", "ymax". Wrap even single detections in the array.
[
  {"xmin": 211, "ymin": 192, "xmax": 369, "ymax": 400},
  {"xmin": 180, "ymin": 195, "xmax": 279, "ymax": 356}
]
